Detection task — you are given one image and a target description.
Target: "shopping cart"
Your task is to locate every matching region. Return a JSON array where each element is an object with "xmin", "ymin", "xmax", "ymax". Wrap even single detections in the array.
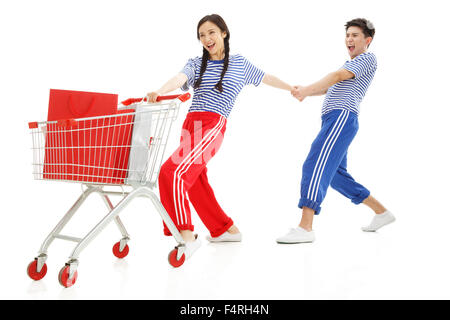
[{"xmin": 26, "ymin": 93, "xmax": 190, "ymax": 287}]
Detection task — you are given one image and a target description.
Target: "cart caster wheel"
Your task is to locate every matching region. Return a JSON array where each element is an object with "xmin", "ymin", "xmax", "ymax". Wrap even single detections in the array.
[
  {"xmin": 168, "ymin": 248, "xmax": 185, "ymax": 268},
  {"xmin": 112, "ymin": 241, "xmax": 129, "ymax": 259},
  {"xmin": 27, "ymin": 260, "xmax": 47, "ymax": 281},
  {"xmin": 58, "ymin": 265, "xmax": 78, "ymax": 288}
]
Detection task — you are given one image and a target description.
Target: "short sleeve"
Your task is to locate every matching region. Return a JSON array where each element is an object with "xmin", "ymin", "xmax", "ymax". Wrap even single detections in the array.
[
  {"xmin": 343, "ymin": 53, "xmax": 377, "ymax": 79},
  {"xmin": 180, "ymin": 58, "xmax": 198, "ymax": 91},
  {"xmin": 242, "ymin": 56, "xmax": 265, "ymax": 86}
]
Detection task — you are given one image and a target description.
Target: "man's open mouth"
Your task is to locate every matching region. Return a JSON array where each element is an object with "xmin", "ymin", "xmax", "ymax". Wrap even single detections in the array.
[{"xmin": 347, "ymin": 45, "xmax": 355, "ymax": 52}]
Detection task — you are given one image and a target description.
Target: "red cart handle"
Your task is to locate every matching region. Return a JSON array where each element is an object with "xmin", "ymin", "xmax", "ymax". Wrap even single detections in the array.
[
  {"xmin": 121, "ymin": 93, "xmax": 191, "ymax": 106},
  {"xmin": 120, "ymin": 98, "xmax": 143, "ymax": 106}
]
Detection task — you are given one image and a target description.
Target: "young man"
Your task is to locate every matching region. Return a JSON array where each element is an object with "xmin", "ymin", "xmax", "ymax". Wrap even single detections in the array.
[{"xmin": 277, "ymin": 18, "xmax": 395, "ymax": 244}]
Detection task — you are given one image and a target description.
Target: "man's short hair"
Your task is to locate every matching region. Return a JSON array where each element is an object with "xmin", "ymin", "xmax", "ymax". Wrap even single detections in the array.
[{"xmin": 345, "ymin": 18, "xmax": 375, "ymax": 39}]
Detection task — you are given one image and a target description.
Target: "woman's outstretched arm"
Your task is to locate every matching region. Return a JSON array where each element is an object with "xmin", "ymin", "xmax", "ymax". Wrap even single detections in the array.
[
  {"xmin": 147, "ymin": 73, "xmax": 189, "ymax": 102},
  {"xmin": 262, "ymin": 74, "xmax": 293, "ymax": 91}
]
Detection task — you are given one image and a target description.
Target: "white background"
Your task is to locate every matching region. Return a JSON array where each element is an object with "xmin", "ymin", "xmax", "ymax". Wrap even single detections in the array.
[{"xmin": 1, "ymin": 0, "xmax": 449, "ymax": 299}]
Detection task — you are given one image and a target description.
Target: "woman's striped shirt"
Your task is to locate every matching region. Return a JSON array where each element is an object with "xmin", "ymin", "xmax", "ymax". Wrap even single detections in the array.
[
  {"xmin": 322, "ymin": 52, "xmax": 377, "ymax": 116},
  {"xmin": 181, "ymin": 54, "xmax": 265, "ymax": 118}
]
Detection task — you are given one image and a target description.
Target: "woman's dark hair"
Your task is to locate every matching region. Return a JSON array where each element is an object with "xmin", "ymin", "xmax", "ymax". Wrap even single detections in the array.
[
  {"xmin": 194, "ymin": 14, "xmax": 230, "ymax": 93},
  {"xmin": 345, "ymin": 18, "xmax": 375, "ymax": 39}
]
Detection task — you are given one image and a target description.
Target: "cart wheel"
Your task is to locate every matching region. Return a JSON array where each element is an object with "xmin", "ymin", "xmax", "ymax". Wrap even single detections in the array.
[
  {"xmin": 168, "ymin": 248, "xmax": 185, "ymax": 268},
  {"xmin": 58, "ymin": 265, "xmax": 78, "ymax": 288},
  {"xmin": 27, "ymin": 260, "xmax": 47, "ymax": 281},
  {"xmin": 112, "ymin": 242, "xmax": 129, "ymax": 259}
]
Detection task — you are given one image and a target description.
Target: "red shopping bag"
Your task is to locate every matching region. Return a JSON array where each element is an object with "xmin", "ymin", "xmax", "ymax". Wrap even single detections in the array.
[
  {"xmin": 43, "ymin": 110, "xmax": 135, "ymax": 184},
  {"xmin": 44, "ymin": 89, "xmax": 122, "ymax": 183},
  {"xmin": 47, "ymin": 89, "xmax": 118, "ymax": 121}
]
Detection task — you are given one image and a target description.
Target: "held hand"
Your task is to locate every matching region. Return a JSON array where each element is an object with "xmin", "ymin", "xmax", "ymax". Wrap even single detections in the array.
[
  {"xmin": 291, "ymin": 85, "xmax": 307, "ymax": 102},
  {"xmin": 291, "ymin": 85, "xmax": 300, "ymax": 97},
  {"xmin": 146, "ymin": 92, "xmax": 160, "ymax": 103}
]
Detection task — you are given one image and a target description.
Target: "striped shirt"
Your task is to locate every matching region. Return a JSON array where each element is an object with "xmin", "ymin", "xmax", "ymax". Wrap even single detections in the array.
[
  {"xmin": 181, "ymin": 54, "xmax": 265, "ymax": 118},
  {"xmin": 322, "ymin": 52, "xmax": 377, "ymax": 116}
]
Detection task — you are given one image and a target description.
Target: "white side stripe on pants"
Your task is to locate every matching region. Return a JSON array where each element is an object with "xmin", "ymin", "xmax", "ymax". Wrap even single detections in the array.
[
  {"xmin": 312, "ymin": 110, "xmax": 349, "ymax": 201},
  {"xmin": 172, "ymin": 119, "xmax": 222, "ymax": 226},
  {"xmin": 307, "ymin": 110, "xmax": 349, "ymax": 202},
  {"xmin": 176, "ymin": 117, "xmax": 225, "ymax": 225},
  {"xmin": 172, "ymin": 116, "xmax": 225, "ymax": 226}
]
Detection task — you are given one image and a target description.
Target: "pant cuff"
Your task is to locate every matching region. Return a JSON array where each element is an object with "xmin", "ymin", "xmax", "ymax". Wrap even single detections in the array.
[
  {"xmin": 210, "ymin": 218, "xmax": 234, "ymax": 238},
  {"xmin": 163, "ymin": 224, "xmax": 194, "ymax": 237},
  {"xmin": 352, "ymin": 190, "xmax": 370, "ymax": 205},
  {"xmin": 298, "ymin": 198, "xmax": 322, "ymax": 215}
]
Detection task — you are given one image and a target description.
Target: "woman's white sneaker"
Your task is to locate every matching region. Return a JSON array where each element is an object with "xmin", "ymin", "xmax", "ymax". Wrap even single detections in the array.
[
  {"xmin": 184, "ymin": 234, "xmax": 202, "ymax": 259},
  {"xmin": 276, "ymin": 227, "xmax": 315, "ymax": 244},
  {"xmin": 206, "ymin": 232, "xmax": 242, "ymax": 242}
]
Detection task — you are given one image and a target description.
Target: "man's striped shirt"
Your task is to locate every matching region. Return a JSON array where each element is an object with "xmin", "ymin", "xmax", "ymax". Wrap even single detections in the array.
[
  {"xmin": 322, "ymin": 52, "xmax": 377, "ymax": 116},
  {"xmin": 181, "ymin": 54, "xmax": 265, "ymax": 118}
]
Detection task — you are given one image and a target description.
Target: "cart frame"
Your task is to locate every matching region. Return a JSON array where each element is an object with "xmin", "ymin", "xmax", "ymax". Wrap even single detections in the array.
[{"xmin": 27, "ymin": 94, "xmax": 190, "ymax": 287}]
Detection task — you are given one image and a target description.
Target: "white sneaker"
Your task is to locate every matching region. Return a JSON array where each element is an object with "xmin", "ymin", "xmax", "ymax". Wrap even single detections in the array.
[
  {"xmin": 276, "ymin": 227, "xmax": 315, "ymax": 244},
  {"xmin": 362, "ymin": 210, "xmax": 396, "ymax": 232},
  {"xmin": 206, "ymin": 232, "xmax": 242, "ymax": 243},
  {"xmin": 183, "ymin": 234, "xmax": 202, "ymax": 259}
]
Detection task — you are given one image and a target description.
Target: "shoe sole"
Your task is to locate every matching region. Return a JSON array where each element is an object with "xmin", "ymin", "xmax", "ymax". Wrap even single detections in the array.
[
  {"xmin": 206, "ymin": 234, "xmax": 242, "ymax": 243},
  {"xmin": 276, "ymin": 240, "xmax": 314, "ymax": 244},
  {"xmin": 206, "ymin": 238, "xmax": 242, "ymax": 243},
  {"xmin": 362, "ymin": 218, "xmax": 396, "ymax": 232}
]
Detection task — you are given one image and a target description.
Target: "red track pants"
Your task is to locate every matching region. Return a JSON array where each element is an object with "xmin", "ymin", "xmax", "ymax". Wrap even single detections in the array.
[{"xmin": 158, "ymin": 111, "xmax": 233, "ymax": 237}]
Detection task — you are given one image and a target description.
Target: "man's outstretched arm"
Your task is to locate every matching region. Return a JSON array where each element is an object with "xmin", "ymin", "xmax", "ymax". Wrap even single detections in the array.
[{"xmin": 292, "ymin": 69, "xmax": 355, "ymax": 101}]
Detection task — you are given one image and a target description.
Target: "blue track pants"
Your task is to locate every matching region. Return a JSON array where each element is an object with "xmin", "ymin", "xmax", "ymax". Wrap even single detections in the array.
[{"xmin": 299, "ymin": 109, "xmax": 370, "ymax": 214}]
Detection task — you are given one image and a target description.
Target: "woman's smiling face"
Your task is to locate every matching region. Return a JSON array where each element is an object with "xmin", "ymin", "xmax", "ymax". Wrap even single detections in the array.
[{"xmin": 198, "ymin": 21, "xmax": 227, "ymax": 60}]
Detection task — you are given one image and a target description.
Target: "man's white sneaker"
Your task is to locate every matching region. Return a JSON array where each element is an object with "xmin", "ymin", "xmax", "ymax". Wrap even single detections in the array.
[
  {"xmin": 183, "ymin": 234, "xmax": 202, "ymax": 259},
  {"xmin": 206, "ymin": 232, "xmax": 242, "ymax": 243},
  {"xmin": 362, "ymin": 210, "xmax": 396, "ymax": 232},
  {"xmin": 276, "ymin": 227, "xmax": 315, "ymax": 244}
]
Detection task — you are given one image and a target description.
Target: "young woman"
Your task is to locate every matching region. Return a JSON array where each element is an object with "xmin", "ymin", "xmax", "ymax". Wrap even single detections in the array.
[{"xmin": 147, "ymin": 14, "xmax": 293, "ymax": 259}]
